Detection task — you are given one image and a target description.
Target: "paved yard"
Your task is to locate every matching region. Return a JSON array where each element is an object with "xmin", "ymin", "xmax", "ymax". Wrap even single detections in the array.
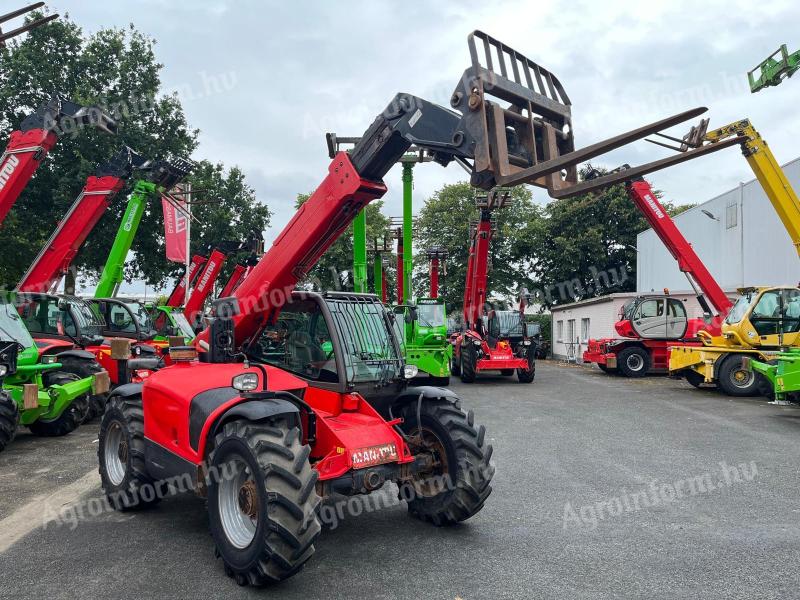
[{"xmin": 1, "ymin": 361, "xmax": 799, "ymax": 599}]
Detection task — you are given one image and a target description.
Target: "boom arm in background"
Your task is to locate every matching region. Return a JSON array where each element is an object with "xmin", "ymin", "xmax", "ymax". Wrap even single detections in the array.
[
  {"xmin": 0, "ymin": 95, "xmax": 116, "ymax": 225},
  {"xmin": 15, "ymin": 147, "xmax": 142, "ymax": 293}
]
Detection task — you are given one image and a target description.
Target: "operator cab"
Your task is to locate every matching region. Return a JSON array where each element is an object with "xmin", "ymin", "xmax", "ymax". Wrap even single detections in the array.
[
  {"xmin": 0, "ymin": 292, "xmax": 35, "ymax": 352},
  {"xmin": 486, "ymin": 309, "xmax": 525, "ymax": 348},
  {"xmin": 723, "ymin": 287, "xmax": 800, "ymax": 346},
  {"xmin": 15, "ymin": 292, "xmax": 106, "ymax": 347},
  {"xmin": 246, "ymin": 291, "xmax": 409, "ymax": 415},
  {"xmin": 89, "ymin": 298, "xmax": 159, "ymax": 342},
  {"xmin": 149, "ymin": 305, "xmax": 195, "ymax": 341},
  {"xmin": 616, "ymin": 295, "xmax": 688, "ymax": 340}
]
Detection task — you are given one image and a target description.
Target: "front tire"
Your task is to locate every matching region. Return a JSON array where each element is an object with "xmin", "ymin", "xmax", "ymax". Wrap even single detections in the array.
[
  {"xmin": 0, "ymin": 392, "xmax": 19, "ymax": 452},
  {"xmin": 460, "ymin": 344, "xmax": 476, "ymax": 383},
  {"xmin": 598, "ymin": 364, "xmax": 617, "ymax": 374},
  {"xmin": 98, "ymin": 394, "xmax": 161, "ymax": 510},
  {"xmin": 398, "ymin": 398, "xmax": 494, "ymax": 525},
  {"xmin": 717, "ymin": 355, "xmax": 761, "ymax": 397},
  {"xmin": 684, "ymin": 370, "xmax": 708, "ymax": 389},
  {"xmin": 450, "ymin": 356, "xmax": 461, "ymax": 377},
  {"xmin": 617, "ymin": 347, "xmax": 650, "ymax": 378},
  {"xmin": 208, "ymin": 419, "xmax": 321, "ymax": 586},
  {"xmin": 28, "ymin": 372, "xmax": 88, "ymax": 437},
  {"xmin": 53, "ymin": 354, "xmax": 108, "ymax": 423},
  {"xmin": 517, "ymin": 350, "xmax": 535, "ymax": 383}
]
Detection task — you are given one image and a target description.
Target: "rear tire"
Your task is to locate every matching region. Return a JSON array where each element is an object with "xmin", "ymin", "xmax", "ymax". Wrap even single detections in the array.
[
  {"xmin": 718, "ymin": 355, "xmax": 761, "ymax": 397},
  {"xmin": 208, "ymin": 419, "xmax": 321, "ymax": 586},
  {"xmin": 398, "ymin": 398, "xmax": 494, "ymax": 525},
  {"xmin": 0, "ymin": 392, "xmax": 19, "ymax": 452},
  {"xmin": 98, "ymin": 394, "xmax": 161, "ymax": 510},
  {"xmin": 517, "ymin": 350, "xmax": 536, "ymax": 383},
  {"xmin": 617, "ymin": 347, "xmax": 650, "ymax": 378},
  {"xmin": 460, "ymin": 344, "xmax": 476, "ymax": 383},
  {"xmin": 53, "ymin": 355, "xmax": 108, "ymax": 423},
  {"xmin": 28, "ymin": 372, "xmax": 88, "ymax": 437}
]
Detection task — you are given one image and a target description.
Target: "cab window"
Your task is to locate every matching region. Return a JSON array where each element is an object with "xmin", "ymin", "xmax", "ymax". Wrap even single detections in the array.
[
  {"xmin": 249, "ymin": 301, "xmax": 338, "ymax": 383},
  {"xmin": 667, "ymin": 299, "xmax": 686, "ymax": 318},
  {"xmin": 635, "ymin": 299, "xmax": 663, "ymax": 319},
  {"xmin": 108, "ymin": 304, "xmax": 136, "ymax": 333},
  {"xmin": 751, "ymin": 289, "xmax": 800, "ymax": 336}
]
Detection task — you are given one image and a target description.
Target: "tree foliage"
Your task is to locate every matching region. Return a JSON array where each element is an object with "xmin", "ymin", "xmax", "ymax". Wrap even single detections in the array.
[
  {"xmin": 0, "ymin": 14, "xmax": 268, "ymax": 290},
  {"xmin": 294, "ymin": 193, "xmax": 390, "ymax": 292}
]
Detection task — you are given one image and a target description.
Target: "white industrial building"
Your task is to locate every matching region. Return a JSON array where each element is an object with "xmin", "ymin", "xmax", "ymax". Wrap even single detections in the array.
[{"xmin": 550, "ymin": 158, "xmax": 800, "ymax": 361}]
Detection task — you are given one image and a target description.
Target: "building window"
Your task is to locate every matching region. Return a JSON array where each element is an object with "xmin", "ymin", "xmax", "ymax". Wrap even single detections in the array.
[
  {"xmin": 581, "ymin": 318, "xmax": 590, "ymax": 342},
  {"xmin": 567, "ymin": 319, "xmax": 575, "ymax": 344},
  {"xmin": 556, "ymin": 320, "xmax": 564, "ymax": 342},
  {"xmin": 726, "ymin": 201, "xmax": 737, "ymax": 229}
]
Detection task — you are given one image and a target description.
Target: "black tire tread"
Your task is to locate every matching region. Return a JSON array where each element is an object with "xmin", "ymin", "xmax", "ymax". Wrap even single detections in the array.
[
  {"xmin": 401, "ymin": 399, "xmax": 494, "ymax": 526},
  {"xmin": 54, "ymin": 355, "xmax": 108, "ymax": 422},
  {"xmin": 0, "ymin": 392, "xmax": 19, "ymax": 452},
  {"xmin": 460, "ymin": 344, "xmax": 476, "ymax": 383},
  {"xmin": 209, "ymin": 420, "xmax": 321, "ymax": 586},
  {"xmin": 617, "ymin": 346, "xmax": 650, "ymax": 378},
  {"xmin": 27, "ymin": 377, "xmax": 88, "ymax": 437}
]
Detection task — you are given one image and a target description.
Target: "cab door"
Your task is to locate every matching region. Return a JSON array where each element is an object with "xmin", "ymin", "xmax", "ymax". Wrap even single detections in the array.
[
  {"xmin": 631, "ymin": 298, "xmax": 668, "ymax": 339},
  {"xmin": 665, "ymin": 298, "xmax": 688, "ymax": 338},
  {"xmin": 745, "ymin": 288, "xmax": 800, "ymax": 347}
]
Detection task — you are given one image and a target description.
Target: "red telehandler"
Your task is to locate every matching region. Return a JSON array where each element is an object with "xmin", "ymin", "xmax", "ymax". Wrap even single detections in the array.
[
  {"xmin": 0, "ymin": 95, "xmax": 115, "ymax": 225},
  {"xmin": 451, "ymin": 190, "xmax": 536, "ymax": 383},
  {"xmin": 165, "ymin": 254, "xmax": 207, "ymax": 307},
  {"xmin": 582, "ymin": 172, "xmax": 733, "ymax": 378},
  {"xmin": 95, "ymin": 31, "xmax": 731, "ymax": 586}
]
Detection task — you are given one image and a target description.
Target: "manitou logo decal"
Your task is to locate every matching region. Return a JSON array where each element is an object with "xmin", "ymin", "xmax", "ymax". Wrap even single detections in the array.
[
  {"xmin": 196, "ymin": 261, "xmax": 217, "ymax": 291},
  {"xmin": 643, "ymin": 193, "xmax": 665, "ymax": 219},
  {"xmin": 122, "ymin": 203, "xmax": 140, "ymax": 232},
  {"xmin": 0, "ymin": 155, "xmax": 21, "ymax": 192}
]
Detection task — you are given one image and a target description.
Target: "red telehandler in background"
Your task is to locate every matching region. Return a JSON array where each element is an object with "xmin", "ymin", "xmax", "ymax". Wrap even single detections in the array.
[
  {"xmin": 451, "ymin": 190, "xmax": 537, "ymax": 383},
  {"xmin": 95, "ymin": 31, "xmax": 733, "ymax": 587},
  {"xmin": 582, "ymin": 171, "xmax": 733, "ymax": 378},
  {"xmin": 0, "ymin": 95, "xmax": 115, "ymax": 225},
  {"xmin": 165, "ymin": 254, "xmax": 207, "ymax": 307},
  {"xmin": 0, "ymin": 3, "xmax": 58, "ymax": 47}
]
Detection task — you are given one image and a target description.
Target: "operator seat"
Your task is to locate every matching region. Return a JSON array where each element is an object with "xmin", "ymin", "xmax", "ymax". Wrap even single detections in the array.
[{"xmin": 286, "ymin": 330, "xmax": 326, "ymax": 373}]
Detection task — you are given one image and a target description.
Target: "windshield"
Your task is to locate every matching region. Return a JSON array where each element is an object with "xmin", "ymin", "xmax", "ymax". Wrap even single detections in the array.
[
  {"xmin": 491, "ymin": 311, "xmax": 524, "ymax": 338},
  {"xmin": 725, "ymin": 291, "xmax": 755, "ymax": 325},
  {"xmin": 620, "ymin": 299, "xmax": 636, "ymax": 321},
  {"xmin": 416, "ymin": 302, "xmax": 446, "ymax": 328},
  {"xmin": 170, "ymin": 311, "xmax": 196, "ymax": 339},
  {"xmin": 327, "ymin": 299, "xmax": 402, "ymax": 383},
  {"xmin": 70, "ymin": 298, "xmax": 105, "ymax": 337},
  {"xmin": 0, "ymin": 298, "xmax": 34, "ymax": 348}
]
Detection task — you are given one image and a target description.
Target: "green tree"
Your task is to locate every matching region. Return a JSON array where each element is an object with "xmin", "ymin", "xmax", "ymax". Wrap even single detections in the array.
[
  {"xmin": 414, "ymin": 182, "xmax": 537, "ymax": 314},
  {"xmin": 294, "ymin": 193, "xmax": 390, "ymax": 291},
  {"xmin": 0, "ymin": 14, "xmax": 269, "ymax": 290}
]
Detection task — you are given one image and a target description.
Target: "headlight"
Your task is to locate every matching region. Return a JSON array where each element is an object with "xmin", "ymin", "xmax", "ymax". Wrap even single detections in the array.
[
  {"xmin": 0, "ymin": 365, "xmax": 7, "ymax": 377},
  {"xmin": 404, "ymin": 364, "xmax": 419, "ymax": 379},
  {"xmin": 523, "ymin": 340, "xmax": 532, "ymax": 346},
  {"xmin": 232, "ymin": 372, "xmax": 259, "ymax": 392},
  {"xmin": 472, "ymin": 340, "xmax": 481, "ymax": 346},
  {"xmin": 41, "ymin": 355, "xmax": 58, "ymax": 365}
]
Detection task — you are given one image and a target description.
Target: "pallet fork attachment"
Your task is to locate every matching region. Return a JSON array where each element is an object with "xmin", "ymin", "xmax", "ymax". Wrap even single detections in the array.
[
  {"xmin": 453, "ymin": 31, "xmax": 739, "ymax": 197},
  {"xmin": 0, "ymin": 3, "xmax": 58, "ymax": 46}
]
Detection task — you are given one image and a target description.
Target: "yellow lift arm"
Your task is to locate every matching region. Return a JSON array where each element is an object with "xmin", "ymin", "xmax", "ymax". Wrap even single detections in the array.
[{"xmin": 705, "ymin": 119, "xmax": 800, "ymax": 256}]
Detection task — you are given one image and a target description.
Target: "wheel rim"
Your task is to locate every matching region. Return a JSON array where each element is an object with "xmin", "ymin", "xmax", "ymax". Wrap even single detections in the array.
[
  {"xmin": 626, "ymin": 354, "xmax": 644, "ymax": 372},
  {"xmin": 105, "ymin": 421, "xmax": 128, "ymax": 486},
  {"xmin": 730, "ymin": 367, "xmax": 754, "ymax": 389},
  {"xmin": 218, "ymin": 455, "xmax": 258, "ymax": 549},
  {"xmin": 409, "ymin": 426, "xmax": 450, "ymax": 498}
]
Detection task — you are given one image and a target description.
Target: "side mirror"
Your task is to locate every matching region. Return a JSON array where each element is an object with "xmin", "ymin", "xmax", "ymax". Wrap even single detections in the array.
[{"xmin": 405, "ymin": 307, "xmax": 418, "ymax": 324}]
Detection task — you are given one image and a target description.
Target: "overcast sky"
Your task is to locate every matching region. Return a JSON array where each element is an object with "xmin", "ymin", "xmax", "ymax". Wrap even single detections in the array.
[{"xmin": 48, "ymin": 0, "xmax": 800, "ymax": 294}]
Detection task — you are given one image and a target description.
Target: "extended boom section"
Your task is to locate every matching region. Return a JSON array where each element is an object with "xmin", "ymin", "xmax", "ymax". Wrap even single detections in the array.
[{"xmin": 0, "ymin": 95, "xmax": 115, "ymax": 225}]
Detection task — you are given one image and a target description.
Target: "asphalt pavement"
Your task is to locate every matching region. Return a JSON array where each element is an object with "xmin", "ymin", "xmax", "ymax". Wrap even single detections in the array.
[{"xmin": 1, "ymin": 361, "xmax": 799, "ymax": 599}]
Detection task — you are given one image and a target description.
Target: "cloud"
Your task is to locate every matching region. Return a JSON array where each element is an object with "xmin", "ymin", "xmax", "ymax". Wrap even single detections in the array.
[{"xmin": 55, "ymin": 0, "xmax": 800, "ymax": 243}]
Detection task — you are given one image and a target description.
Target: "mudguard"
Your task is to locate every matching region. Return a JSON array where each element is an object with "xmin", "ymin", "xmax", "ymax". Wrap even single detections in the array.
[
  {"xmin": 111, "ymin": 383, "xmax": 144, "ymax": 398},
  {"xmin": 53, "ymin": 349, "xmax": 97, "ymax": 361},
  {"xmin": 392, "ymin": 385, "xmax": 461, "ymax": 410},
  {"xmin": 206, "ymin": 398, "xmax": 301, "ymax": 448}
]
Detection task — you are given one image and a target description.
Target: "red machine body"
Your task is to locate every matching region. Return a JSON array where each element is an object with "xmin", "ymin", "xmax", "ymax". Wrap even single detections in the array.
[
  {"xmin": 583, "ymin": 179, "xmax": 734, "ymax": 376},
  {"xmin": 430, "ymin": 258, "xmax": 439, "ymax": 298},
  {"xmin": 165, "ymin": 254, "xmax": 207, "ymax": 307},
  {"xmin": 453, "ymin": 204, "xmax": 534, "ymax": 380},
  {"xmin": 183, "ymin": 248, "xmax": 226, "ymax": 326},
  {"xmin": 166, "ymin": 154, "xmax": 400, "ymax": 475}
]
